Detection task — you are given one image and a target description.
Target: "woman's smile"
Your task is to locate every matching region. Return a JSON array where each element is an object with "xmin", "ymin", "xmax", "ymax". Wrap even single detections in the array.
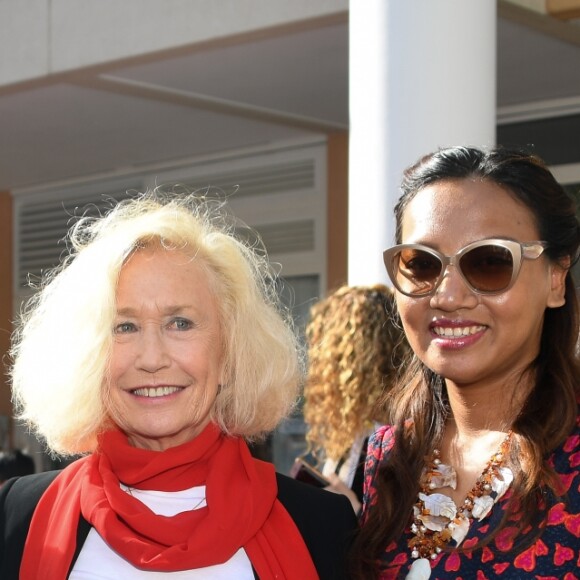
[
  {"xmin": 429, "ymin": 320, "xmax": 487, "ymax": 350},
  {"xmin": 129, "ymin": 385, "xmax": 185, "ymax": 398}
]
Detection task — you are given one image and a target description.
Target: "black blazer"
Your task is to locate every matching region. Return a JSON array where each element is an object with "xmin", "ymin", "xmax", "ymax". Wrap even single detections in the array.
[{"xmin": 0, "ymin": 470, "xmax": 357, "ymax": 579}]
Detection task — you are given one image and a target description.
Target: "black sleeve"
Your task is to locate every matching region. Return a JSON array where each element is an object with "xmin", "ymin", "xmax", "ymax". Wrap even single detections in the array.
[
  {"xmin": 276, "ymin": 473, "xmax": 358, "ymax": 580},
  {"xmin": 0, "ymin": 471, "xmax": 61, "ymax": 580}
]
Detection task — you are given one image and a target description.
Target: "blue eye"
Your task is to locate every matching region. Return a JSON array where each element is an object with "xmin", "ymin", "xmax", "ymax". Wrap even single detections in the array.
[
  {"xmin": 170, "ymin": 317, "xmax": 193, "ymax": 331},
  {"xmin": 114, "ymin": 322, "xmax": 136, "ymax": 334}
]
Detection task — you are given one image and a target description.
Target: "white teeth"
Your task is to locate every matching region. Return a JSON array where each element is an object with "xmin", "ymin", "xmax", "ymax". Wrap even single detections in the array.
[
  {"xmin": 132, "ymin": 386, "xmax": 182, "ymax": 397},
  {"xmin": 433, "ymin": 325, "xmax": 484, "ymax": 337}
]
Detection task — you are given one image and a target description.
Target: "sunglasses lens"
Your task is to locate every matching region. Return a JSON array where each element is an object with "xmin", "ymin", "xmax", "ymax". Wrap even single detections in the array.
[
  {"xmin": 394, "ymin": 248, "xmax": 442, "ymax": 295},
  {"xmin": 459, "ymin": 245, "xmax": 514, "ymax": 292}
]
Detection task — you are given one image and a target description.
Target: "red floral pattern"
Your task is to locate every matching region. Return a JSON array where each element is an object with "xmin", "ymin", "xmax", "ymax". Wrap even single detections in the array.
[{"xmin": 362, "ymin": 412, "xmax": 580, "ymax": 579}]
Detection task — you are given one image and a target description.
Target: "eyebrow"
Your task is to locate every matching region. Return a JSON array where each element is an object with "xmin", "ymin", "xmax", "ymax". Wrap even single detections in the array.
[{"xmin": 115, "ymin": 305, "xmax": 193, "ymax": 317}]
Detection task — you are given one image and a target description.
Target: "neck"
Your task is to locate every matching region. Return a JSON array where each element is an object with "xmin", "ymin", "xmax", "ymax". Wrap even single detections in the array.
[
  {"xmin": 444, "ymin": 373, "xmax": 531, "ymax": 439},
  {"xmin": 439, "ymin": 383, "xmax": 518, "ymax": 503}
]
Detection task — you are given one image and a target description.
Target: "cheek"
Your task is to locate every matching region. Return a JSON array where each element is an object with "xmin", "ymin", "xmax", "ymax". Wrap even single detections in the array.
[
  {"xmin": 396, "ymin": 296, "xmax": 421, "ymax": 332},
  {"xmin": 395, "ymin": 297, "xmax": 430, "ymax": 354},
  {"xmin": 101, "ymin": 376, "xmax": 122, "ymax": 424},
  {"xmin": 109, "ymin": 344, "xmax": 132, "ymax": 378}
]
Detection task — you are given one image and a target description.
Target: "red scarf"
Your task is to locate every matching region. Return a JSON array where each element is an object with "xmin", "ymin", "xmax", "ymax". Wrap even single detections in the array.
[{"xmin": 21, "ymin": 424, "xmax": 318, "ymax": 579}]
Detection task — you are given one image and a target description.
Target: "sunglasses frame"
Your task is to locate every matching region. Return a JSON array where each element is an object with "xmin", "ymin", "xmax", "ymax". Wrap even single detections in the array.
[{"xmin": 383, "ymin": 238, "xmax": 548, "ymax": 297}]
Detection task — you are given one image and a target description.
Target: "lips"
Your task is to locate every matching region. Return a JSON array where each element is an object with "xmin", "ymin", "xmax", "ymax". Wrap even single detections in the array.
[{"xmin": 130, "ymin": 386, "xmax": 184, "ymax": 398}]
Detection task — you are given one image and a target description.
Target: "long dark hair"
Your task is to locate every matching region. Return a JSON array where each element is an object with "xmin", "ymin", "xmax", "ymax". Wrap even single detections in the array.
[{"xmin": 351, "ymin": 146, "xmax": 580, "ymax": 577}]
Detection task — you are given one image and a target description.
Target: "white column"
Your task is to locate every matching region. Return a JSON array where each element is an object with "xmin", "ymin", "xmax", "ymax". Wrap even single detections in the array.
[{"xmin": 348, "ymin": 0, "xmax": 496, "ymax": 286}]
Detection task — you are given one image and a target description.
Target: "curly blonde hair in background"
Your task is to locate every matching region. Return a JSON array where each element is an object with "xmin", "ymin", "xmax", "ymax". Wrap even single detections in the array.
[
  {"xmin": 10, "ymin": 191, "xmax": 301, "ymax": 456},
  {"xmin": 303, "ymin": 284, "xmax": 409, "ymax": 463}
]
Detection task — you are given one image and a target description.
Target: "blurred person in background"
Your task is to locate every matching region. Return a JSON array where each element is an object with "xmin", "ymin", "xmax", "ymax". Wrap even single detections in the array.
[{"xmin": 301, "ymin": 284, "xmax": 409, "ymax": 514}]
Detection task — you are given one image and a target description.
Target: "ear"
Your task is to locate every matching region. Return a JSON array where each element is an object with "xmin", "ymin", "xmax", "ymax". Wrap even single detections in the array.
[{"xmin": 546, "ymin": 258, "xmax": 569, "ymax": 308}]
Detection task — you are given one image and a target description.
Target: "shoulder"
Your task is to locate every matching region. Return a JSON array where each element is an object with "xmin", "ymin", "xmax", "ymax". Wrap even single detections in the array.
[
  {"xmin": 549, "ymin": 407, "xmax": 579, "ymax": 472},
  {"xmin": 367, "ymin": 425, "xmax": 396, "ymax": 460},
  {"xmin": 549, "ymin": 408, "xmax": 580, "ymax": 502},
  {"xmin": 0, "ymin": 470, "xmax": 61, "ymax": 532},
  {"xmin": 365, "ymin": 425, "xmax": 396, "ymax": 484},
  {"xmin": 0, "ymin": 470, "xmax": 60, "ymax": 520},
  {"xmin": 276, "ymin": 473, "xmax": 357, "ymax": 580},
  {"xmin": 362, "ymin": 426, "xmax": 396, "ymax": 515}
]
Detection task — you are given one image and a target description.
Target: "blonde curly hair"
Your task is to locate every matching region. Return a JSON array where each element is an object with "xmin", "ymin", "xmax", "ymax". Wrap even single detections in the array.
[{"xmin": 303, "ymin": 284, "xmax": 409, "ymax": 462}]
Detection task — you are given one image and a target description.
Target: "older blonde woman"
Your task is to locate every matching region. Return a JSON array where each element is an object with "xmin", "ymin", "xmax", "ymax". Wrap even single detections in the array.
[{"xmin": 0, "ymin": 193, "xmax": 356, "ymax": 579}]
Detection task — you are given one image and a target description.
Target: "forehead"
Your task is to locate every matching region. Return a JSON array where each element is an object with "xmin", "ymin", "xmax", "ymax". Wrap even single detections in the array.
[
  {"xmin": 401, "ymin": 178, "xmax": 540, "ymax": 248},
  {"xmin": 117, "ymin": 247, "xmax": 216, "ymax": 301}
]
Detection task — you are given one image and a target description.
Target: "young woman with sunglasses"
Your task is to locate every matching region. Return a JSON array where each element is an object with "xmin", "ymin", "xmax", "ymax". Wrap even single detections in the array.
[{"xmin": 352, "ymin": 146, "xmax": 580, "ymax": 579}]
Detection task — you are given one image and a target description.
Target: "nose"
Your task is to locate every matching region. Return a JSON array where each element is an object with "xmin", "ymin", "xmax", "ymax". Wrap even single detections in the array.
[
  {"xmin": 429, "ymin": 264, "xmax": 479, "ymax": 311},
  {"xmin": 135, "ymin": 327, "xmax": 171, "ymax": 373}
]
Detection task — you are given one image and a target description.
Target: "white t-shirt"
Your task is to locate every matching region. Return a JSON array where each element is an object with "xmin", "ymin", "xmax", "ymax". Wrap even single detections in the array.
[{"xmin": 69, "ymin": 485, "xmax": 255, "ymax": 579}]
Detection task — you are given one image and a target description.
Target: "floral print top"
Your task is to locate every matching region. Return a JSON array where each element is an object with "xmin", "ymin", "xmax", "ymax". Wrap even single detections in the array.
[{"xmin": 362, "ymin": 412, "xmax": 580, "ymax": 579}]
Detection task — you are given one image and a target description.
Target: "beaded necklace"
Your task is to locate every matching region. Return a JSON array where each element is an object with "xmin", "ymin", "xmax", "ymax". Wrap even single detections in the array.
[{"xmin": 407, "ymin": 431, "xmax": 514, "ymax": 570}]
